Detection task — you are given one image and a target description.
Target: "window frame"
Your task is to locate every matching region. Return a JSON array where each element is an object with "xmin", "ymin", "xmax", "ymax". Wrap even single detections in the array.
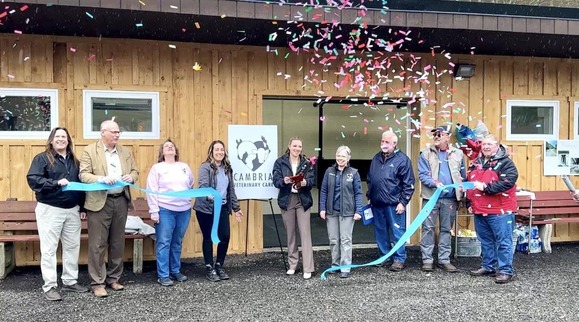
[
  {"xmin": 82, "ymin": 90, "xmax": 160, "ymax": 139},
  {"xmin": 505, "ymin": 99, "xmax": 559, "ymax": 141},
  {"xmin": 574, "ymin": 101, "xmax": 579, "ymax": 140},
  {"xmin": 0, "ymin": 88, "xmax": 59, "ymax": 139}
]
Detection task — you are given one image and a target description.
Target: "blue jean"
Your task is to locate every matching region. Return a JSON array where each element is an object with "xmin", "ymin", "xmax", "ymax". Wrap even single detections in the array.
[
  {"xmin": 155, "ymin": 207, "xmax": 192, "ymax": 279},
  {"xmin": 373, "ymin": 205, "xmax": 407, "ymax": 263},
  {"xmin": 474, "ymin": 213, "xmax": 514, "ymax": 275}
]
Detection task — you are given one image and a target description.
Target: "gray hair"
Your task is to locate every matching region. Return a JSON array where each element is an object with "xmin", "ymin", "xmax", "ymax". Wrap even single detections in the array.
[
  {"xmin": 381, "ymin": 130, "xmax": 398, "ymax": 144},
  {"xmin": 336, "ymin": 145, "xmax": 351, "ymax": 161},
  {"xmin": 482, "ymin": 134, "xmax": 499, "ymax": 144},
  {"xmin": 100, "ymin": 120, "xmax": 118, "ymax": 131}
]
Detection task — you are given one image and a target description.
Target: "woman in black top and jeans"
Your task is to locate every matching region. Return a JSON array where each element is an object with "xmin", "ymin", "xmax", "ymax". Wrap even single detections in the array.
[{"xmin": 193, "ymin": 140, "xmax": 242, "ymax": 282}]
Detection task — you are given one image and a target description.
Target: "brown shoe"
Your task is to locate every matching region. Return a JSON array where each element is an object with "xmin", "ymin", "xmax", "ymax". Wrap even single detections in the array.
[
  {"xmin": 93, "ymin": 288, "xmax": 108, "ymax": 298},
  {"xmin": 108, "ymin": 282, "xmax": 124, "ymax": 291},
  {"xmin": 389, "ymin": 261, "xmax": 404, "ymax": 272},
  {"xmin": 469, "ymin": 268, "xmax": 496, "ymax": 277},
  {"xmin": 421, "ymin": 263, "xmax": 433, "ymax": 272},
  {"xmin": 495, "ymin": 273, "xmax": 514, "ymax": 284},
  {"xmin": 438, "ymin": 263, "xmax": 459, "ymax": 273}
]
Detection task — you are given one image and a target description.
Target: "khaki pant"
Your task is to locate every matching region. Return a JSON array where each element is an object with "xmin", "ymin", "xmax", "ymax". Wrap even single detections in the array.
[
  {"xmin": 86, "ymin": 196, "xmax": 128, "ymax": 289},
  {"xmin": 326, "ymin": 215, "xmax": 355, "ymax": 272},
  {"xmin": 281, "ymin": 194, "xmax": 315, "ymax": 273},
  {"xmin": 35, "ymin": 202, "xmax": 82, "ymax": 293}
]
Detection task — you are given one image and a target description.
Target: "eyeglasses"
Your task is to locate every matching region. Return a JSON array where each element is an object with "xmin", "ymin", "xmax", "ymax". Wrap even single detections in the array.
[
  {"xmin": 106, "ymin": 130, "xmax": 122, "ymax": 135},
  {"xmin": 433, "ymin": 132, "xmax": 447, "ymax": 138}
]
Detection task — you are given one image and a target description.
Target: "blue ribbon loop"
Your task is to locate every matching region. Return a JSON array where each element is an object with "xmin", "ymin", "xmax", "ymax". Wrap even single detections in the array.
[
  {"xmin": 320, "ymin": 182, "xmax": 475, "ymax": 280},
  {"xmin": 63, "ymin": 182, "xmax": 223, "ymax": 244}
]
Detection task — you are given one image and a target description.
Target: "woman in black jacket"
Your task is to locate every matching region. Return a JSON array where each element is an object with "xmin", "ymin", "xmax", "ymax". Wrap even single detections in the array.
[{"xmin": 272, "ymin": 137, "xmax": 315, "ymax": 279}]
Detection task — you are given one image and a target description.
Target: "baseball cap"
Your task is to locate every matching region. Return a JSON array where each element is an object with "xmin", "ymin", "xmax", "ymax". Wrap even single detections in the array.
[{"xmin": 431, "ymin": 125, "xmax": 450, "ymax": 134}]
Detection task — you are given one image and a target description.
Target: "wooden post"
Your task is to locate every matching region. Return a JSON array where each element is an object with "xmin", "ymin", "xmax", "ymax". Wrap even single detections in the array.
[
  {"xmin": 0, "ymin": 242, "xmax": 15, "ymax": 279},
  {"xmin": 132, "ymin": 239, "xmax": 143, "ymax": 274}
]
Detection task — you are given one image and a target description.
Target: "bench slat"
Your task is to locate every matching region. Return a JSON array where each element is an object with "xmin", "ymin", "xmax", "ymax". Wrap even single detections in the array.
[
  {"xmin": 532, "ymin": 191, "xmax": 576, "ymax": 199},
  {"xmin": 0, "ymin": 222, "xmax": 38, "ymax": 230},
  {"xmin": 0, "ymin": 201, "xmax": 38, "ymax": 213},
  {"xmin": 533, "ymin": 217, "xmax": 579, "ymax": 224},
  {"xmin": 1, "ymin": 218, "xmax": 154, "ymax": 231},
  {"xmin": 0, "ymin": 233, "xmax": 148, "ymax": 243},
  {"xmin": 0, "ymin": 213, "xmax": 37, "ymax": 221},
  {"xmin": 517, "ymin": 207, "xmax": 579, "ymax": 216}
]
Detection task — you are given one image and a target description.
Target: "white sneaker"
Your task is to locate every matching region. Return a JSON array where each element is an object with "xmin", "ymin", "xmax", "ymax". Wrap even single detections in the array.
[
  {"xmin": 303, "ymin": 272, "xmax": 312, "ymax": 279},
  {"xmin": 286, "ymin": 269, "xmax": 295, "ymax": 275}
]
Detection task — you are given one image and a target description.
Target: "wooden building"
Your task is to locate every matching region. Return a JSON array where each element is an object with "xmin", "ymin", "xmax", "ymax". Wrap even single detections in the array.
[{"xmin": 0, "ymin": 0, "xmax": 578, "ymax": 267}]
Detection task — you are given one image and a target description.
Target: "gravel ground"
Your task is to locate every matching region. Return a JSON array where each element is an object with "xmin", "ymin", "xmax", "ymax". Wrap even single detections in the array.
[{"xmin": 1, "ymin": 244, "xmax": 578, "ymax": 322}]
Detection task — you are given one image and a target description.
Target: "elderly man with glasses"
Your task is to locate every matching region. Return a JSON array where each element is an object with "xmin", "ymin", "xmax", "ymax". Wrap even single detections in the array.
[
  {"xmin": 79, "ymin": 120, "xmax": 139, "ymax": 297},
  {"xmin": 418, "ymin": 125, "xmax": 466, "ymax": 273}
]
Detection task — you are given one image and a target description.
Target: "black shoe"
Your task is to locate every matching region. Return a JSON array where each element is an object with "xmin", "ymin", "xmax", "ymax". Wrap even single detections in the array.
[
  {"xmin": 470, "ymin": 268, "xmax": 496, "ymax": 277},
  {"xmin": 205, "ymin": 265, "xmax": 220, "ymax": 282},
  {"xmin": 215, "ymin": 263, "xmax": 230, "ymax": 280}
]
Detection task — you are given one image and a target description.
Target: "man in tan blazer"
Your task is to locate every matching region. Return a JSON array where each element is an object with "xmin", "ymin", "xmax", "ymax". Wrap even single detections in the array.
[{"xmin": 79, "ymin": 120, "xmax": 138, "ymax": 298}]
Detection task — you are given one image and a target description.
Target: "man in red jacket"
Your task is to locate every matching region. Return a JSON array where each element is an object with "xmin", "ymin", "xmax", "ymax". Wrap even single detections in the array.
[{"xmin": 466, "ymin": 134, "xmax": 518, "ymax": 284}]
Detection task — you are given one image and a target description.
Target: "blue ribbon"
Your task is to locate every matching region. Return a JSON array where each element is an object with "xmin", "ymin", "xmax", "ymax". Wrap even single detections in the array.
[
  {"xmin": 320, "ymin": 182, "xmax": 475, "ymax": 280},
  {"xmin": 63, "ymin": 182, "xmax": 223, "ymax": 244}
]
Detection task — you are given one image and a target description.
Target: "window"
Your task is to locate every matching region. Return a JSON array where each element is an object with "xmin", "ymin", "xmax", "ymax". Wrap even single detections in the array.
[
  {"xmin": 0, "ymin": 88, "xmax": 58, "ymax": 139},
  {"xmin": 321, "ymin": 102, "xmax": 409, "ymax": 159},
  {"xmin": 83, "ymin": 90, "xmax": 160, "ymax": 139},
  {"xmin": 506, "ymin": 100, "xmax": 559, "ymax": 141}
]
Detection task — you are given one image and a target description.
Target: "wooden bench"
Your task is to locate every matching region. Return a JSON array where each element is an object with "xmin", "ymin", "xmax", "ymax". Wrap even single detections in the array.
[
  {"xmin": 516, "ymin": 190, "xmax": 579, "ymax": 253},
  {"xmin": 0, "ymin": 198, "xmax": 153, "ymax": 279}
]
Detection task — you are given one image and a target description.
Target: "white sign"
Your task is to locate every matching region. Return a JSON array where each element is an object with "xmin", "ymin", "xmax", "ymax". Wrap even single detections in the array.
[
  {"xmin": 544, "ymin": 140, "xmax": 579, "ymax": 176},
  {"xmin": 228, "ymin": 125, "xmax": 278, "ymax": 200}
]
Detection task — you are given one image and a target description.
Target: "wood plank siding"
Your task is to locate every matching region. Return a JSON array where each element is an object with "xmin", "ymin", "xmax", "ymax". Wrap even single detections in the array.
[{"xmin": 1, "ymin": 33, "xmax": 578, "ymax": 266}]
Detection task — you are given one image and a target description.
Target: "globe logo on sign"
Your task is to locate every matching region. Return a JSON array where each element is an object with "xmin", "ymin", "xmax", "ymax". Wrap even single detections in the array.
[{"xmin": 235, "ymin": 136, "xmax": 271, "ymax": 171}]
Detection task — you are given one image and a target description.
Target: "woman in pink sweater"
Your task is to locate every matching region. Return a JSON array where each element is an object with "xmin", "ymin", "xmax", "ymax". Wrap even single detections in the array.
[{"xmin": 146, "ymin": 139, "xmax": 194, "ymax": 287}]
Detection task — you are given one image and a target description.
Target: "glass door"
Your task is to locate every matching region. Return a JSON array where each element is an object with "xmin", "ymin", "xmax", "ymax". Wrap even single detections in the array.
[{"xmin": 261, "ymin": 98, "xmax": 410, "ymax": 248}]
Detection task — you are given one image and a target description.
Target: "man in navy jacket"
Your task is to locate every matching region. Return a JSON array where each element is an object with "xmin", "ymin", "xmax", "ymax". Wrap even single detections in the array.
[{"xmin": 367, "ymin": 131, "xmax": 415, "ymax": 271}]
